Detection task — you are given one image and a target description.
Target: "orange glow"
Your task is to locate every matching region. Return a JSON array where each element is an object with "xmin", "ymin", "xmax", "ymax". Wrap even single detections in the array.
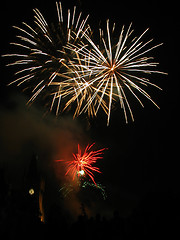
[{"xmin": 39, "ymin": 178, "xmax": 45, "ymax": 223}]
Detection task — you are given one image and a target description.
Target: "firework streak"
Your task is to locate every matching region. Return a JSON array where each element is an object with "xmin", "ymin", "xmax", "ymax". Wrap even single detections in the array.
[
  {"xmin": 2, "ymin": 2, "xmax": 167, "ymax": 124},
  {"xmin": 56, "ymin": 143, "xmax": 106, "ymax": 185},
  {"xmin": 59, "ymin": 182, "xmax": 107, "ymax": 200},
  {"xmin": 2, "ymin": 2, "xmax": 90, "ymax": 115},
  {"xmin": 66, "ymin": 21, "xmax": 167, "ymax": 124}
]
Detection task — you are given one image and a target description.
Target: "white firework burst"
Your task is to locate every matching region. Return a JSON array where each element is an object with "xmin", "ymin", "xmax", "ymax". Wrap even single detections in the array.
[
  {"xmin": 66, "ymin": 20, "xmax": 167, "ymax": 125},
  {"xmin": 2, "ymin": 3, "xmax": 166, "ymax": 124},
  {"xmin": 2, "ymin": 1, "xmax": 90, "ymax": 115}
]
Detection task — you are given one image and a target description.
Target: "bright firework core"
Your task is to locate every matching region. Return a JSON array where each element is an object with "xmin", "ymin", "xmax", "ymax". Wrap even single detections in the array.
[
  {"xmin": 110, "ymin": 64, "xmax": 116, "ymax": 72},
  {"xmin": 56, "ymin": 143, "xmax": 106, "ymax": 185},
  {"xmin": 78, "ymin": 170, "xmax": 85, "ymax": 176}
]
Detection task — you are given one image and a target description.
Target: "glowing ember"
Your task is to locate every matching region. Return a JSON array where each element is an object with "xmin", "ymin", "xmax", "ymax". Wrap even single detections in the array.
[
  {"xmin": 78, "ymin": 169, "xmax": 85, "ymax": 176},
  {"xmin": 56, "ymin": 143, "xmax": 106, "ymax": 185}
]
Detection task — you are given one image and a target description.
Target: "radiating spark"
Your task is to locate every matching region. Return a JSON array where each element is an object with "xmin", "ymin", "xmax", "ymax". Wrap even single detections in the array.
[
  {"xmin": 2, "ymin": 3, "xmax": 166, "ymax": 124},
  {"xmin": 56, "ymin": 143, "xmax": 106, "ymax": 185},
  {"xmin": 59, "ymin": 181, "xmax": 107, "ymax": 200},
  {"xmin": 82, "ymin": 182, "xmax": 107, "ymax": 200},
  {"xmin": 67, "ymin": 20, "xmax": 167, "ymax": 125},
  {"xmin": 2, "ymin": 1, "xmax": 90, "ymax": 115},
  {"xmin": 52, "ymin": 52, "xmax": 109, "ymax": 119}
]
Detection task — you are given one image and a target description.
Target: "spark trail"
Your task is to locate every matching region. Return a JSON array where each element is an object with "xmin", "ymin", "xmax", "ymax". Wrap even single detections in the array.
[
  {"xmin": 2, "ymin": 3, "xmax": 166, "ymax": 124},
  {"xmin": 67, "ymin": 20, "xmax": 167, "ymax": 124},
  {"xmin": 56, "ymin": 143, "xmax": 106, "ymax": 185},
  {"xmin": 2, "ymin": 1, "xmax": 90, "ymax": 115}
]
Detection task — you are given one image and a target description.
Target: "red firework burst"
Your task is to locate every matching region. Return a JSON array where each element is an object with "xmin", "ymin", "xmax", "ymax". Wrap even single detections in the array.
[{"xmin": 56, "ymin": 143, "xmax": 106, "ymax": 185}]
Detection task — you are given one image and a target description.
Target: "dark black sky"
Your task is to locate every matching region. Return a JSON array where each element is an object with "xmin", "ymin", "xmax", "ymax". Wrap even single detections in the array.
[{"xmin": 0, "ymin": 0, "xmax": 179, "ymax": 219}]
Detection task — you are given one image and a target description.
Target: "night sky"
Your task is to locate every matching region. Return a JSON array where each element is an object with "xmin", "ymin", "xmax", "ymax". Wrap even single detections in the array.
[{"xmin": 0, "ymin": 0, "xmax": 179, "ymax": 228}]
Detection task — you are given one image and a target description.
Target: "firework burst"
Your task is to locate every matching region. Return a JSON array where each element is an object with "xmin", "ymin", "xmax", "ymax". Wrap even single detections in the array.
[
  {"xmin": 67, "ymin": 20, "xmax": 167, "ymax": 125},
  {"xmin": 56, "ymin": 143, "xmax": 106, "ymax": 185},
  {"xmin": 2, "ymin": 2, "xmax": 90, "ymax": 115},
  {"xmin": 58, "ymin": 53, "xmax": 109, "ymax": 118},
  {"xmin": 2, "ymin": 3, "xmax": 166, "ymax": 124}
]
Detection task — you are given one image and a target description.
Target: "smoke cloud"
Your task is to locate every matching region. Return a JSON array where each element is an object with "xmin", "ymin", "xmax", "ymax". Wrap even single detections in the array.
[
  {"xmin": 0, "ymin": 93, "xmax": 90, "ymax": 175},
  {"xmin": 0, "ymin": 93, "xmax": 91, "ymax": 218}
]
